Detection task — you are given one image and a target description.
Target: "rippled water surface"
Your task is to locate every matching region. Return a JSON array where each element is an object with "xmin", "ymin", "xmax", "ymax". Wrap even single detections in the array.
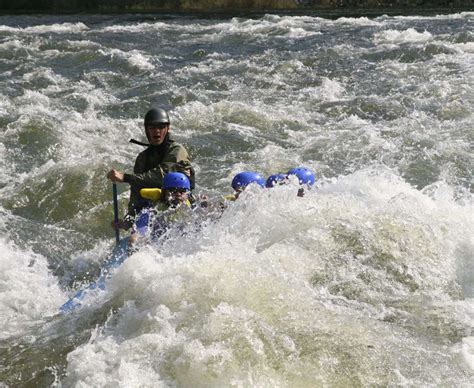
[{"xmin": 0, "ymin": 12, "xmax": 473, "ymax": 386}]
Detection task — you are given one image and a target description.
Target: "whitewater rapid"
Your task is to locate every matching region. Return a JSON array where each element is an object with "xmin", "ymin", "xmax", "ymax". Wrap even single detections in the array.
[{"xmin": 0, "ymin": 11, "xmax": 472, "ymax": 386}]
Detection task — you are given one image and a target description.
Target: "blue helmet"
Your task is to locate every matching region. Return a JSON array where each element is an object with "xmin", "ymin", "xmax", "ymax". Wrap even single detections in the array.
[
  {"xmin": 287, "ymin": 167, "xmax": 315, "ymax": 185},
  {"xmin": 265, "ymin": 173, "xmax": 287, "ymax": 188},
  {"xmin": 162, "ymin": 172, "xmax": 191, "ymax": 191},
  {"xmin": 231, "ymin": 171, "xmax": 265, "ymax": 190}
]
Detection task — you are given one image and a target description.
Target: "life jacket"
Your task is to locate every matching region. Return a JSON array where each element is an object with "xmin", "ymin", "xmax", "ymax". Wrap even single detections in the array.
[
  {"xmin": 134, "ymin": 188, "xmax": 191, "ymax": 239},
  {"xmin": 140, "ymin": 188, "xmax": 192, "ymax": 207}
]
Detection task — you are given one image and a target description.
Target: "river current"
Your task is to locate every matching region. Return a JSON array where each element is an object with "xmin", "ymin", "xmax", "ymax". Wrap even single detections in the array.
[{"xmin": 0, "ymin": 12, "xmax": 473, "ymax": 386}]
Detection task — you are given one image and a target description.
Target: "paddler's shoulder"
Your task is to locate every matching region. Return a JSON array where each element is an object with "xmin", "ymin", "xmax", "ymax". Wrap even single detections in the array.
[{"xmin": 166, "ymin": 135, "xmax": 188, "ymax": 152}]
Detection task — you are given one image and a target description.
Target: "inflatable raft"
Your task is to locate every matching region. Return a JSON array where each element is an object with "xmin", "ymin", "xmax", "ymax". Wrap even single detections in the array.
[{"xmin": 59, "ymin": 237, "xmax": 129, "ymax": 313}]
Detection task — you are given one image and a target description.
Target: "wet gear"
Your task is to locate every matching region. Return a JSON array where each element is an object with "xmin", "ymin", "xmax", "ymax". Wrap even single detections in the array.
[
  {"xmin": 265, "ymin": 173, "xmax": 287, "ymax": 188},
  {"xmin": 140, "ymin": 188, "xmax": 162, "ymax": 201},
  {"xmin": 287, "ymin": 167, "xmax": 315, "ymax": 186},
  {"xmin": 231, "ymin": 171, "xmax": 265, "ymax": 190},
  {"xmin": 162, "ymin": 172, "xmax": 191, "ymax": 191},
  {"xmin": 144, "ymin": 108, "xmax": 170, "ymax": 126}
]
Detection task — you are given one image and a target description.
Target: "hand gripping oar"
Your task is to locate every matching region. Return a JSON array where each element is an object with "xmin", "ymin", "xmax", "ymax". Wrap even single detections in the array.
[{"xmin": 112, "ymin": 183, "xmax": 120, "ymax": 245}]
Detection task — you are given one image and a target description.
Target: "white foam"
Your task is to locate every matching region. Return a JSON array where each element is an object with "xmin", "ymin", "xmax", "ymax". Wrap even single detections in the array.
[
  {"xmin": 0, "ymin": 39, "xmax": 25, "ymax": 50},
  {"xmin": 460, "ymin": 337, "xmax": 474, "ymax": 370},
  {"xmin": 390, "ymin": 12, "xmax": 474, "ymax": 21},
  {"xmin": 0, "ymin": 93, "xmax": 13, "ymax": 115},
  {"xmin": 334, "ymin": 16, "xmax": 381, "ymax": 27},
  {"xmin": 0, "ymin": 22, "xmax": 89, "ymax": 34},
  {"xmin": 100, "ymin": 21, "xmax": 168, "ymax": 33},
  {"xmin": 374, "ymin": 28, "xmax": 433, "ymax": 45},
  {"xmin": 451, "ymin": 42, "xmax": 474, "ymax": 53},
  {"xmin": 65, "ymin": 39, "xmax": 102, "ymax": 50},
  {"xmin": 0, "ymin": 237, "xmax": 64, "ymax": 339},
  {"xmin": 195, "ymin": 15, "xmax": 322, "ymax": 43},
  {"xmin": 64, "ymin": 168, "xmax": 473, "ymax": 385},
  {"xmin": 0, "ymin": 142, "xmax": 8, "ymax": 185},
  {"xmin": 22, "ymin": 67, "xmax": 66, "ymax": 85},
  {"xmin": 286, "ymin": 27, "xmax": 321, "ymax": 39},
  {"xmin": 320, "ymin": 77, "xmax": 346, "ymax": 101},
  {"xmin": 99, "ymin": 48, "xmax": 154, "ymax": 71}
]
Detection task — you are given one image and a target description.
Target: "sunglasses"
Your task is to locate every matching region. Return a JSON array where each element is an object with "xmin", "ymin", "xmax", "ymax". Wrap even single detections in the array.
[{"xmin": 146, "ymin": 123, "xmax": 168, "ymax": 130}]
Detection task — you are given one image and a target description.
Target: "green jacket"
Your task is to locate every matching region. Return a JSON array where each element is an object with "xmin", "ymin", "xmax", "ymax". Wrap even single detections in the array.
[{"xmin": 123, "ymin": 133, "xmax": 194, "ymax": 223}]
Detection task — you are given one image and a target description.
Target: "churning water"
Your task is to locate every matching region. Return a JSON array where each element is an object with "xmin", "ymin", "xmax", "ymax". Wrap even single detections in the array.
[{"xmin": 0, "ymin": 12, "xmax": 473, "ymax": 386}]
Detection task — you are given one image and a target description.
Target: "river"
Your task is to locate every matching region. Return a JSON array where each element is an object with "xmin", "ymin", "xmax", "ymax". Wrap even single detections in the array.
[{"xmin": 0, "ymin": 12, "xmax": 473, "ymax": 386}]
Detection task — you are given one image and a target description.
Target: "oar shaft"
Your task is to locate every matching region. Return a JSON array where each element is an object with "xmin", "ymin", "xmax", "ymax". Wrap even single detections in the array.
[{"xmin": 112, "ymin": 183, "xmax": 120, "ymax": 244}]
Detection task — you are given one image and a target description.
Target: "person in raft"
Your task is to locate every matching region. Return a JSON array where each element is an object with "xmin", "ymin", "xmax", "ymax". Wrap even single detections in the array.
[
  {"xmin": 223, "ymin": 171, "xmax": 266, "ymax": 201},
  {"xmin": 107, "ymin": 107, "xmax": 194, "ymax": 231},
  {"xmin": 265, "ymin": 173, "xmax": 288, "ymax": 188},
  {"xmin": 129, "ymin": 172, "xmax": 192, "ymax": 245},
  {"xmin": 265, "ymin": 167, "xmax": 315, "ymax": 197},
  {"xmin": 287, "ymin": 167, "xmax": 315, "ymax": 197}
]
